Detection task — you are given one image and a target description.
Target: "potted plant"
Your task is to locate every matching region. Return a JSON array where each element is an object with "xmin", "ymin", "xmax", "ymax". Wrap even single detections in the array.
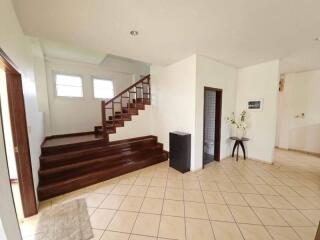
[{"xmin": 227, "ymin": 111, "xmax": 247, "ymax": 138}]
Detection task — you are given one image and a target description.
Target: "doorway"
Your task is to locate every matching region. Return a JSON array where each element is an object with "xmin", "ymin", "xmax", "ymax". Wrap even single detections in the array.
[
  {"xmin": 203, "ymin": 87, "xmax": 222, "ymax": 166},
  {"xmin": 0, "ymin": 49, "xmax": 37, "ymax": 217}
]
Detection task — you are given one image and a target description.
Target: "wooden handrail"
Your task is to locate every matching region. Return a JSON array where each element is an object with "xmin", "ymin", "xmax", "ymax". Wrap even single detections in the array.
[{"xmin": 103, "ymin": 74, "xmax": 150, "ymax": 106}]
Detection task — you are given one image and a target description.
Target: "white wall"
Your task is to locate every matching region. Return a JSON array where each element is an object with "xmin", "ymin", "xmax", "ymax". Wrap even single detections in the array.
[
  {"xmin": 277, "ymin": 70, "xmax": 320, "ymax": 154},
  {"xmin": 109, "ymin": 105, "xmax": 153, "ymax": 141},
  {"xmin": 0, "ymin": 0, "xmax": 44, "ymax": 205},
  {"xmin": 150, "ymin": 55, "xmax": 197, "ymax": 170},
  {"xmin": 236, "ymin": 60, "xmax": 279, "ymax": 163},
  {"xmin": 132, "ymin": 55, "xmax": 238, "ymax": 171},
  {"xmin": 42, "ymin": 53, "xmax": 282, "ymax": 168},
  {"xmin": 31, "ymin": 38, "xmax": 52, "ymax": 136},
  {"xmin": 276, "ymin": 90, "xmax": 290, "ymax": 149},
  {"xmin": 0, "ymin": 68, "xmax": 17, "ymax": 179},
  {"xmin": 65, "ymin": 54, "xmax": 279, "ymax": 169},
  {"xmin": 45, "ymin": 57, "xmax": 148, "ymax": 135},
  {"xmin": 0, "ymin": 106, "xmax": 22, "ymax": 240},
  {"xmin": 195, "ymin": 55, "xmax": 238, "ymax": 169}
]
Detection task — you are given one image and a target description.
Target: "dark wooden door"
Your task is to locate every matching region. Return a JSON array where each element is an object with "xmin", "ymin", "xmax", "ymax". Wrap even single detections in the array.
[
  {"xmin": 1, "ymin": 50, "xmax": 37, "ymax": 217},
  {"xmin": 214, "ymin": 90, "xmax": 222, "ymax": 161}
]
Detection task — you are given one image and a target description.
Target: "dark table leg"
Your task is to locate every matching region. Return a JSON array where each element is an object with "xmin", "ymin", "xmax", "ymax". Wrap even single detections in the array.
[
  {"xmin": 232, "ymin": 140, "xmax": 238, "ymax": 157},
  {"xmin": 236, "ymin": 142, "xmax": 240, "ymax": 161},
  {"xmin": 239, "ymin": 141, "xmax": 246, "ymax": 159},
  {"xmin": 315, "ymin": 221, "xmax": 320, "ymax": 240}
]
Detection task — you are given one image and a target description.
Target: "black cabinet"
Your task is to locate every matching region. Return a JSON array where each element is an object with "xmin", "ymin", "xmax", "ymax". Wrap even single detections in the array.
[{"xmin": 169, "ymin": 132, "xmax": 191, "ymax": 173}]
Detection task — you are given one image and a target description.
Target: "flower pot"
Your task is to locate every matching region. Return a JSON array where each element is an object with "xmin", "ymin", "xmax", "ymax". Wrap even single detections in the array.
[{"xmin": 236, "ymin": 128, "xmax": 244, "ymax": 139}]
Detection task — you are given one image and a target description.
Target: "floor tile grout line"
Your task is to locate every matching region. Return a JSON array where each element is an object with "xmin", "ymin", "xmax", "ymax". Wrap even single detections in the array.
[
  {"xmin": 105, "ymin": 170, "xmax": 147, "ymax": 237},
  {"xmin": 218, "ymin": 183, "xmax": 247, "ymax": 240},
  {"xmin": 129, "ymin": 166, "xmax": 162, "ymax": 238},
  {"xmin": 271, "ymin": 209, "xmax": 309, "ymax": 240},
  {"xmin": 258, "ymin": 182, "xmax": 319, "ymax": 227},
  {"xmin": 199, "ymin": 174, "xmax": 218, "ymax": 240},
  {"xmin": 157, "ymin": 166, "xmax": 169, "ymax": 239},
  {"xmin": 23, "ymin": 157, "xmax": 320, "ymax": 240},
  {"xmin": 217, "ymin": 158, "xmax": 318, "ymax": 239}
]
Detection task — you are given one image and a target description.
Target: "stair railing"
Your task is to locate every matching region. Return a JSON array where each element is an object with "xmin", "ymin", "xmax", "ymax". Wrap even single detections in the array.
[{"xmin": 101, "ymin": 74, "xmax": 151, "ymax": 141}]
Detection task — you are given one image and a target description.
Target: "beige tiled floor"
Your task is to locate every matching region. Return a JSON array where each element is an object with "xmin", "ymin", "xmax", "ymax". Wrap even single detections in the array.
[{"xmin": 21, "ymin": 149, "xmax": 320, "ymax": 240}]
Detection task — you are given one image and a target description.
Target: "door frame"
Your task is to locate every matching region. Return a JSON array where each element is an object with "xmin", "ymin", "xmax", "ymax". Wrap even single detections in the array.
[
  {"xmin": 0, "ymin": 49, "xmax": 37, "ymax": 217},
  {"xmin": 203, "ymin": 87, "xmax": 223, "ymax": 165}
]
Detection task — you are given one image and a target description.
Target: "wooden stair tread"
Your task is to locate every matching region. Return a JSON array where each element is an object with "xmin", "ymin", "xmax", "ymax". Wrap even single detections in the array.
[
  {"xmin": 39, "ymin": 143, "xmax": 163, "ymax": 173},
  {"xmin": 40, "ymin": 136, "xmax": 157, "ymax": 163},
  {"xmin": 40, "ymin": 143, "xmax": 163, "ymax": 174},
  {"xmin": 41, "ymin": 138, "xmax": 106, "ymax": 155},
  {"xmin": 38, "ymin": 152, "xmax": 168, "ymax": 200},
  {"xmin": 38, "ymin": 152, "xmax": 167, "ymax": 190},
  {"xmin": 39, "ymin": 144, "xmax": 164, "ymax": 184}
]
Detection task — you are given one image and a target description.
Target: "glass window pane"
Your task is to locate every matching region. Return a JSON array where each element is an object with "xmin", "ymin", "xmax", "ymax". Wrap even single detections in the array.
[
  {"xmin": 56, "ymin": 74, "xmax": 82, "ymax": 87},
  {"xmin": 93, "ymin": 79, "xmax": 114, "ymax": 99},
  {"xmin": 56, "ymin": 85, "xmax": 83, "ymax": 97},
  {"xmin": 55, "ymin": 74, "xmax": 83, "ymax": 97}
]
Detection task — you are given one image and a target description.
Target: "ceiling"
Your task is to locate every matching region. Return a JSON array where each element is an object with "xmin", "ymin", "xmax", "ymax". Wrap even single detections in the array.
[
  {"xmin": 40, "ymin": 39, "xmax": 106, "ymax": 64},
  {"xmin": 12, "ymin": 0, "xmax": 320, "ymax": 73}
]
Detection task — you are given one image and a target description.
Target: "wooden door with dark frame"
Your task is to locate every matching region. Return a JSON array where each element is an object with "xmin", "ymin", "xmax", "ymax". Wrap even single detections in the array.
[
  {"xmin": 0, "ymin": 49, "xmax": 37, "ymax": 217},
  {"xmin": 203, "ymin": 87, "xmax": 222, "ymax": 166}
]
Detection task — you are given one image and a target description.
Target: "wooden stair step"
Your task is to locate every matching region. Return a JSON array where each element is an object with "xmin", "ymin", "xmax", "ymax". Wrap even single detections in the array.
[
  {"xmin": 106, "ymin": 120, "xmax": 124, "ymax": 128},
  {"xmin": 121, "ymin": 108, "xmax": 129, "ymax": 113},
  {"xmin": 106, "ymin": 126, "xmax": 116, "ymax": 134},
  {"xmin": 40, "ymin": 136, "xmax": 158, "ymax": 169},
  {"xmin": 40, "ymin": 140, "xmax": 160, "ymax": 171},
  {"xmin": 39, "ymin": 144, "xmax": 164, "ymax": 184},
  {"xmin": 127, "ymin": 107, "xmax": 139, "ymax": 115},
  {"xmin": 41, "ymin": 138, "xmax": 106, "ymax": 156},
  {"xmin": 136, "ymin": 98, "xmax": 146, "ymax": 103},
  {"xmin": 135, "ymin": 104, "xmax": 145, "ymax": 110},
  {"xmin": 109, "ymin": 113, "xmax": 132, "ymax": 120},
  {"xmin": 38, "ymin": 152, "xmax": 168, "ymax": 201}
]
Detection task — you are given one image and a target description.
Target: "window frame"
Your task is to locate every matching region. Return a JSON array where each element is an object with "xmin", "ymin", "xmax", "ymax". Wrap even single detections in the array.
[
  {"xmin": 54, "ymin": 72, "xmax": 84, "ymax": 99},
  {"xmin": 92, "ymin": 77, "xmax": 115, "ymax": 100}
]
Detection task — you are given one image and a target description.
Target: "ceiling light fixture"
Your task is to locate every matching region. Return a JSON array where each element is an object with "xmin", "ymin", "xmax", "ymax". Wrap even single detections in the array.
[{"xmin": 130, "ymin": 30, "xmax": 139, "ymax": 36}]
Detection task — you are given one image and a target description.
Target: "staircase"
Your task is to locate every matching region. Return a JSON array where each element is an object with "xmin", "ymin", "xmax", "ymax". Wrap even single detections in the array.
[
  {"xmin": 96, "ymin": 74, "xmax": 151, "ymax": 141},
  {"xmin": 37, "ymin": 75, "xmax": 168, "ymax": 201}
]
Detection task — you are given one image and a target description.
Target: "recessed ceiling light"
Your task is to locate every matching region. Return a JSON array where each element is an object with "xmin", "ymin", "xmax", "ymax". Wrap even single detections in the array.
[{"xmin": 130, "ymin": 30, "xmax": 139, "ymax": 36}]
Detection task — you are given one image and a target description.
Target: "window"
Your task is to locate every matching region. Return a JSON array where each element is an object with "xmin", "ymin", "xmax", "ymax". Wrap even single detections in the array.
[
  {"xmin": 55, "ymin": 74, "xmax": 83, "ymax": 98},
  {"xmin": 93, "ymin": 78, "xmax": 114, "ymax": 99}
]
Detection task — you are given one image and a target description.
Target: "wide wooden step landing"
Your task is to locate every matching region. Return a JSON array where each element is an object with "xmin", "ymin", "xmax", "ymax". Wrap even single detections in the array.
[{"xmin": 38, "ymin": 135, "xmax": 168, "ymax": 201}]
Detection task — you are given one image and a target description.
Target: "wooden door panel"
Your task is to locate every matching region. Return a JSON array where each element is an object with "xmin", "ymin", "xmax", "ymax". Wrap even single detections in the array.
[{"xmin": 1, "ymin": 49, "xmax": 37, "ymax": 217}]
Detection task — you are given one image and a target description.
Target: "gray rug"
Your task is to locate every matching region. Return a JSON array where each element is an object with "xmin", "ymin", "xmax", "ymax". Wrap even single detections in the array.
[{"xmin": 37, "ymin": 199, "xmax": 93, "ymax": 240}]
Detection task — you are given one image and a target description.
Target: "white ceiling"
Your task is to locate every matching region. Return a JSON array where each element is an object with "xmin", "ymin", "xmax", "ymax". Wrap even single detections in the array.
[
  {"xmin": 12, "ymin": 0, "xmax": 320, "ymax": 73},
  {"xmin": 40, "ymin": 39, "xmax": 106, "ymax": 64}
]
